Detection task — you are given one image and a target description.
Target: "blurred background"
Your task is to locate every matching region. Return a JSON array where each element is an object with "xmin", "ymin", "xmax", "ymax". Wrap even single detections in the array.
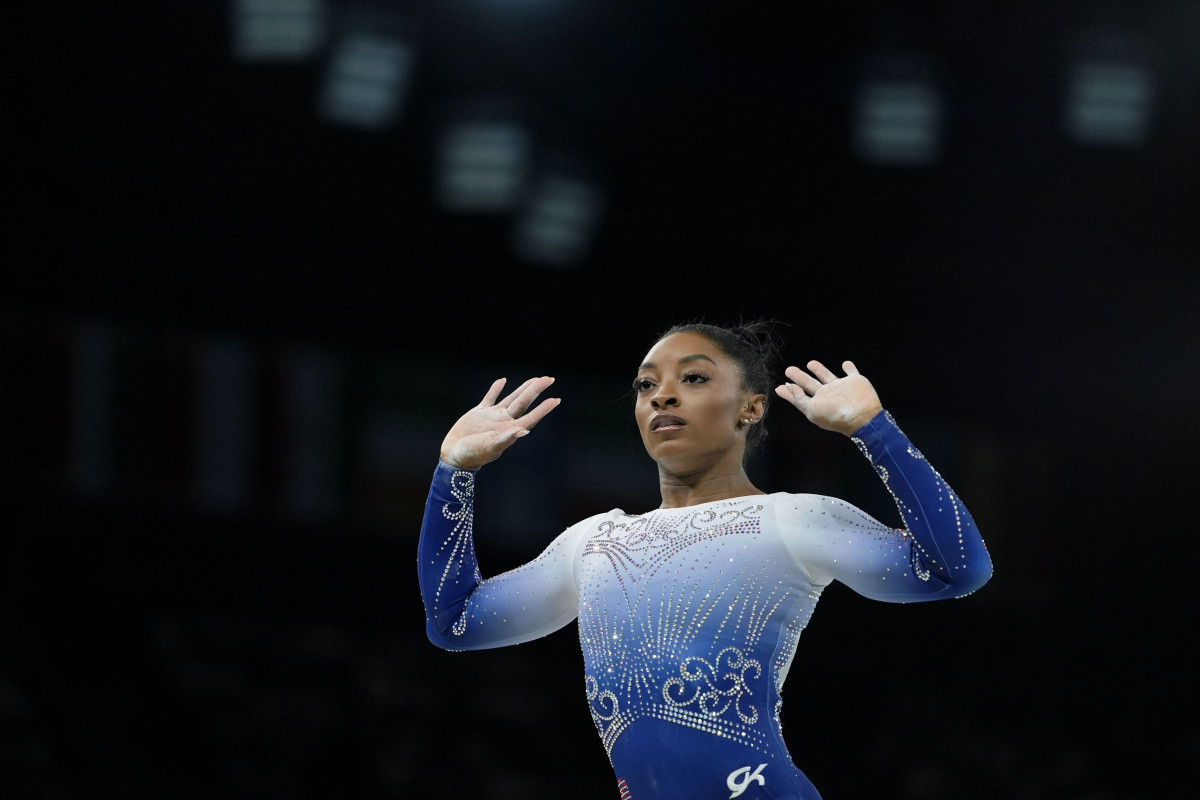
[{"xmin": 5, "ymin": 1, "xmax": 1199, "ymax": 798}]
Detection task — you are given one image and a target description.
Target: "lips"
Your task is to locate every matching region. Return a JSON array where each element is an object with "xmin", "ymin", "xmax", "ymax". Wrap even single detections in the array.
[{"xmin": 650, "ymin": 413, "xmax": 686, "ymax": 432}]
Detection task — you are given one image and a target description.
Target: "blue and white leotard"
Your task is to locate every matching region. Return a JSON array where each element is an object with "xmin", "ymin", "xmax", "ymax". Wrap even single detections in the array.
[{"xmin": 417, "ymin": 410, "xmax": 991, "ymax": 800}]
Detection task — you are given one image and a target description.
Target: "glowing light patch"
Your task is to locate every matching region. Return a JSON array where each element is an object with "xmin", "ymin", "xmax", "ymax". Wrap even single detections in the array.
[
  {"xmin": 319, "ymin": 34, "xmax": 416, "ymax": 129},
  {"xmin": 232, "ymin": 0, "xmax": 326, "ymax": 62}
]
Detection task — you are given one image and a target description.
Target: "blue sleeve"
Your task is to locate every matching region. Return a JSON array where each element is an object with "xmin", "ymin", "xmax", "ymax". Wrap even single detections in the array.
[
  {"xmin": 851, "ymin": 409, "xmax": 992, "ymax": 597},
  {"xmin": 781, "ymin": 410, "xmax": 992, "ymax": 602},
  {"xmin": 417, "ymin": 461, "xmax": 581, "ymax": 651}
]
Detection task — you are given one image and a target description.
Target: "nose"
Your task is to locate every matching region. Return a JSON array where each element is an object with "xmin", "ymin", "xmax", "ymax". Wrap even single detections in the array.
[{"xmin": 650, "ymin": 387, "xmax": 678, "ymax": 409}]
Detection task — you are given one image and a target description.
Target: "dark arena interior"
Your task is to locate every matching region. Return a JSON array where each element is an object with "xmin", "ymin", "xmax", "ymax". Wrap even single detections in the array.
[{"xmin": 5, "ymin": 2, "xmax": 1198, "ymax": 798}]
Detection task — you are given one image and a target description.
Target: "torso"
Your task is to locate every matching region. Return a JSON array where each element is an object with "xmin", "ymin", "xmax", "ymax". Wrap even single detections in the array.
[{"xmin": 576, "ymin": 494, "xmax": 826, "ymax": 799}]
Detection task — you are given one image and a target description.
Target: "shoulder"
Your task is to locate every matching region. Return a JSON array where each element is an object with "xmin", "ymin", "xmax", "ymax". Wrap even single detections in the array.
[
  {"xmin": 766, "ymin": 492, "xmax": 881, "ymax": 533},
  {"xmin": 559, "ymin": 507, "xmax": 630, "ymax": 538},
  {"xmin": 579, "ymin": 507, "xmax": 632, "ymax": 525},
  {"xmin": 764, "ymin": 491, "xmax": 843, "ymax": 516}
]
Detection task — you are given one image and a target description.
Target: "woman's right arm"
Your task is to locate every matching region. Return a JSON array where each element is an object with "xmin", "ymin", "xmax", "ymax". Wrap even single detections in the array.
[
  {"xmin": 417, "ymin": 376, "xmax": 573, "ymax": 651},
  {"xmin": 418, "ymin": 460, "xmax": 583, "ymax": 650}
]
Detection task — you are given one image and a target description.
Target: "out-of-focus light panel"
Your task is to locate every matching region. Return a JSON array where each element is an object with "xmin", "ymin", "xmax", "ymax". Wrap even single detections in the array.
[
  {"xmin": 513, "ymin": 175, "xmax": 602, "ymax": 267},
  {"xmin": 853, "ymin": 79, "xmax": 944, "ymax": 166},
  {"xmin": 318, "ymin": 34, "xmax": 416, "ymax": 129},
  {"xmin": 1064, "ymin": 60, "xmax": 1153, "ymax": 146},
  {"xmin": 232, "ymin": 0, "xmax": 326, "ymax": 62},
  {"xmin": 278, "ymin": 349, "xmax": 342, "ymax": 523},
  {"xmin": 196, "ymin": 338, "xmax": 254, "ymax": 514},
  {"xmin": 435, "ymin": 119, "xmax": 531, "ymax": 212}
]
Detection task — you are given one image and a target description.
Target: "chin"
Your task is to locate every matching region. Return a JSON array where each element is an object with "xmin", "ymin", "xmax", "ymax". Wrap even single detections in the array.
[{"xmin": 652, "ymin": 451, "xmax": 706, "ymax": 476}]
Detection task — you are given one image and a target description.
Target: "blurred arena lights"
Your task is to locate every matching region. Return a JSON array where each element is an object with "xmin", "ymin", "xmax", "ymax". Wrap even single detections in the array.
[
  {"xmin": 852, "ymin": 56, "xmax": 944, "ymax": 167},
  {"xmin": 1063, "ymin": 33, "xmax": 1154, "ymax": 147},
  {"xmin": 231, "ymin": 0, "xmax": 327, "ymax": 62},
  {"xmin": 512, "ymin": 165, "xmax": 603, "ymax": 267},
  {"xmin": 318, "ymin": 30, "xmax": 417, "ymax": 129},
  {"xmin": 276, "ymin": 348, "xmax": 343, "ymax": 523},
  {"xmin": 434, "ymin": 104, "xmax": 532, "ymax": 212}
]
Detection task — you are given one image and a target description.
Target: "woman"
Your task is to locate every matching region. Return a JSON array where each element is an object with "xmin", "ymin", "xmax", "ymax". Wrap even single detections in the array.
[{"xmin": 417, "ymin": 322, "xmax": 991, "ymax": 799}]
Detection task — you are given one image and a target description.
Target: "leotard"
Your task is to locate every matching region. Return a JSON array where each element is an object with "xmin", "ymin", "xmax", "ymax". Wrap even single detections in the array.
[{"xmin": 417, "ymin": 410, "xmax": 991, "ymax": 799}]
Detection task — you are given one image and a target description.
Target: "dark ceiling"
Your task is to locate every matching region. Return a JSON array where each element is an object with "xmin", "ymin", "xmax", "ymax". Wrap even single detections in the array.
[{"xmin": 9, "ymin": 1, "xmax": 1199, "ymax": 434}]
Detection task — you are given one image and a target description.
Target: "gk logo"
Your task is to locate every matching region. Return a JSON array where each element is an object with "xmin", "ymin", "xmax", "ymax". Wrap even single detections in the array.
[{"xmin": 726, "ymin": 763, "xmax": 767, "ymax": 799}]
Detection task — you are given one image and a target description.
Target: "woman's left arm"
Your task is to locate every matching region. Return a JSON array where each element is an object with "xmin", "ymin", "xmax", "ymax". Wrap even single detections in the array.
[{"xmin": 776, "ymin": 361, "xmax": 992, "ymax": 602}]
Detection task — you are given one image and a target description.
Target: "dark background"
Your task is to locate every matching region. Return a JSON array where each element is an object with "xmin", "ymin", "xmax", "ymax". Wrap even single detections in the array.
[{"xmin": 5, "ymin": 1, "xmax": 1199, "ymax": 798}]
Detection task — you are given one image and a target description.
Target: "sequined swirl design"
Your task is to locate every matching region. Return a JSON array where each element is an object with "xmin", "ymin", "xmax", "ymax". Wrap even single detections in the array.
[
  {"xmin": 662, "ymin": 646, "xmax": 762, "ymax": 724},
  {"xmin": 851, "ymin": 411, "xmax": 970, "ymax": 582},
  {"xmin": 579, "ymin": 499, "xmax": 792, "ymax": 756},
  {"xmin": 438, "ymin": 469, "xmax": 480, "ymax": 637}
]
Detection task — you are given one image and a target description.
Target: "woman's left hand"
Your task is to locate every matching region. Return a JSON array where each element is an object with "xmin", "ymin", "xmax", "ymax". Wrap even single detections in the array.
[{"xmin": 775, "ymin": 360, "xmax": 883, "ymax": 436}]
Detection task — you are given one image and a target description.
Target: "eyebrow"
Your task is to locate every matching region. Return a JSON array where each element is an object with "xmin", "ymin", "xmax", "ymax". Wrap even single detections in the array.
[{"xmin": 638, "ymin": 353, "xmax": 717, "ymax": 371}]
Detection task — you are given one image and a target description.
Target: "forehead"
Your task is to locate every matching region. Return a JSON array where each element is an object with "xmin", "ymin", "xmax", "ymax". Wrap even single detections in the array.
[{"xmin": 639, "ymin": 331, "xmax": 728, "ymax": 368}]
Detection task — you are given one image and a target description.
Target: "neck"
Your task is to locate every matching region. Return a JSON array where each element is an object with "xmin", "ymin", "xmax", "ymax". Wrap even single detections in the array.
[{"xmin": 656, "ymin": 463, "xmax": 763, "ymax": 508}]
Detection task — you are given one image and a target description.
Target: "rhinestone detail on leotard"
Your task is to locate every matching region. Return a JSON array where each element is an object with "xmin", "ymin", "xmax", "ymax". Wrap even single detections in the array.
[{"xmin": 580, "ymin": 498, "xmax": 787, "ymax": 756}]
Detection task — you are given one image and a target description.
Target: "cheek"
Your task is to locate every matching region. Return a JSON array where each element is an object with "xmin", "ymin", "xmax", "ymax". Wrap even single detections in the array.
[
  {"xmin": 698, "ymin": 400, "xmax": 737, "ymax": 430},
  {"xmin": 633, "ymin": 401, "xmax": 652, "ymax": 429},
  {"xmin": 716, "ymin": 399, "xmax": 744, "ymax": 429}
]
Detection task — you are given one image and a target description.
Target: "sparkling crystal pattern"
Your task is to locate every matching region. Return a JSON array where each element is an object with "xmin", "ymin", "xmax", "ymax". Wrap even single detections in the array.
[{"xmin": 417, "ymin": 410, "xmax": 992, "ymax": 799}]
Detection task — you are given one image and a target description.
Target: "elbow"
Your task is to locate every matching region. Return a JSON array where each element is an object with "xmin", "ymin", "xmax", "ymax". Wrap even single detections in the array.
[
  {"xmin": 425, "ymin": 619, "xmax": 467, "ymax": 652},
  {"xmin": 950, "ymin": 556, "xmax": 993, "ymax": 598}
]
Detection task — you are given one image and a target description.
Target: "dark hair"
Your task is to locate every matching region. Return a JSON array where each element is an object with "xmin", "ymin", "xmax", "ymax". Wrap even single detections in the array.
[{"xmin": 655, "ymin": 318, "xmax": 787, "ymax": 462}]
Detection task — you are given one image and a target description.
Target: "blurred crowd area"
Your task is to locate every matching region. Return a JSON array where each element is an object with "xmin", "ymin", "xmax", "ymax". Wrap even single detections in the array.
[
  {"xmin": 3, "ymin": 542, "xmax": 1193, "ymax": 799},
  {"xmin": 4, "ymin": 505, "xmax": 1194, "ymax": 800}
]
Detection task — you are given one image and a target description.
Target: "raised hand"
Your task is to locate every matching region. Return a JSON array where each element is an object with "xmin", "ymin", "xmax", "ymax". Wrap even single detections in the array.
[
  {"xmin": 440, "ymin": 377, "xmax": 561, "ymax": 470},
  {"xmin": 774, "ymin": 360, "xmax": 883, "ymax": 436}
]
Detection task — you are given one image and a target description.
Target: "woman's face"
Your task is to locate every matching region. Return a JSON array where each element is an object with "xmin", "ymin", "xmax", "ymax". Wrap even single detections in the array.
[{"xmin": 633, "ymin": 332, "xmax": 761, "ymax": 476}]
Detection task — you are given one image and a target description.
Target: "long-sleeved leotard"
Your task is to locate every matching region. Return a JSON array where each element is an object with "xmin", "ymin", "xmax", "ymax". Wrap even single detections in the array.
[{"xmin": 417, "ymin": 410, "xmax": 991, "ymax": 800}]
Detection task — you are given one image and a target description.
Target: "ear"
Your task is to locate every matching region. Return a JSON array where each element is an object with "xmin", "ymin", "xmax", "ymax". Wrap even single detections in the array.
[{"xmin": 743, "ymin": 393, "xmax": 767, "ymax": 423}]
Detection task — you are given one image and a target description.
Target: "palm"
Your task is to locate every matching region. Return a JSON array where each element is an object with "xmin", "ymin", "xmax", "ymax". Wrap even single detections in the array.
[
  {"xmin": 441, "ymin": 377, "xmax": 560, "ymax": 470},
  {"xmin": 775, "ymin": 361, "xmax": 883, "ymax": 436}
]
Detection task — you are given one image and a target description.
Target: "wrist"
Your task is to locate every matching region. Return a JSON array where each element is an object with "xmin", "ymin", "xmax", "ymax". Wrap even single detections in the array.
[
  {"xmin": 840, "ymin": 405, "xmax": 884, "ymax": 436},
  {"xmin": 440, "ymin": 453, "xmax": 480, "ymax": 471}
]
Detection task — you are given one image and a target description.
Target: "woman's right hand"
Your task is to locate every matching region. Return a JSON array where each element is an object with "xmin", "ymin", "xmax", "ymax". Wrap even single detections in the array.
[{"xmin": 440, "ymin": 377, "xmax": 560, "ymax": 471}]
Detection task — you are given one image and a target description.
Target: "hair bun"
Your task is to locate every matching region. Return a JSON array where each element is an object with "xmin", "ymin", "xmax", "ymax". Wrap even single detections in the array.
[{"xmin": 732, "ymin": 319, "xmax": 786, "ymax": 367}]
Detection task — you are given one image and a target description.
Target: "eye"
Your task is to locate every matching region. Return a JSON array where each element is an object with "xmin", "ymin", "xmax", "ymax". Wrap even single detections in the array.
[
  {"xmin": 633, "ymin": 377, "xmax": 655, "ymax": 393},
  {"xmin": 680, "ymin": 370, "xmax": 710, "ymax": 385}
]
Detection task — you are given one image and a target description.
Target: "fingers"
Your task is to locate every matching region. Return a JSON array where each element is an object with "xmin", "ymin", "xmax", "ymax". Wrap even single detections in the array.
[
  {"xmin": 493, "ymin": 394, "xmax": 560, "ymax": 462},
  {"xmin": 782, "ymin": 360, "xmax": 861, "ymax": 391},
  {"xmin": 480, "ymin": 377, "xmax": 508, "ymax": 407},
  {"xmin": 516, "ymin": 397, "xmax": 561, "ymax": 430},
  {"xmin": 450, "ymin": 377, "xmax": 558, "ymax": 469},
  {"xmin": 782, "ymin": 365, "xmax": 822, "ymax": 396},
  {"xmin": 495, "ymin": 377, "xmax": 537, "ymax": 409},
  {"xmin": 501, "ymin": 427, "xmax": 530, "ymax": 442},
  {"xmin": 774, "ymin": 383, "xmax": 806, "ymax": 406},
  {"xmin": 777, "ymin": 361, "xmax": 862, "ymax": 409},
  {"xmin": 806, "ymin": 360, "xmax": 838, "ymax": 384},
  {"xmin": 486, "ymin": 376, "xmax": 559, "ymax": 430},
  {"xmin": 498, "ymin": 376, "xmax": 554, "ymax": 416},
  {"xmin": 489, "ymin": 376, "xmax": 554, "ymax": 417},
  {"xmin": 782, "ymin": 365, "xmax": 805, "ymax": 384}
]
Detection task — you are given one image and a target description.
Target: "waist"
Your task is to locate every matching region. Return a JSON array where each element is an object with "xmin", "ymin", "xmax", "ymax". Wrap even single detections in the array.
[{"xmin": 607, "ymin": 723, "xmax": 818, "ymax": 800}]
